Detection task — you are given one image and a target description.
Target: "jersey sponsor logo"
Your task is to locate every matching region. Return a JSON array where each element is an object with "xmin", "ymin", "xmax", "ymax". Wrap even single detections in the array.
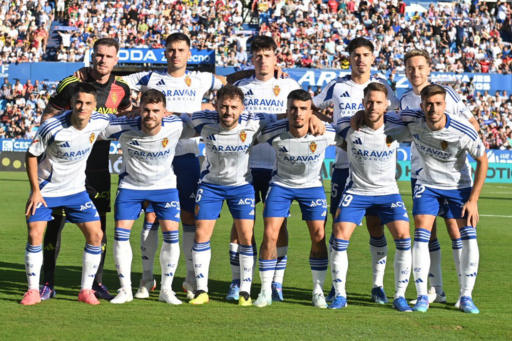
[
  {"xmin": 96, "ymin": 107, "xmax": 119, "ymax": 114},
  {"xmin": 127, "ymin": 148, "xmax": 172, "ymax": 159},
  {"xmin": 56, "ymin": 147, "xmax": 92, "ymax": 160},
  {"xmin": 339, "ymin": 91, "xmax": 350, "ymax": 98},
  {"xmin": 129, "ymin": 140, "xmax": 140, "ymax": 146},
  {"xmin": 278, "ymin": 146, "xmax": 288, "ymax": 153},
  {"xmin": 161, "ymin": 89, "xmax": 197, "ymax": 97},
  {"xmin": 206, "ymin": 143, "xmax": 250, "ymax": 153},
  {"xmin": 206, "ymin": 134, "xmax": 216, "ymax": 141},
  {"xmin": 244, "ymin": 89, "xmax": 254, "ymax": 97},
  {"xmin": 238, "ymin": 198, "xmax": 255, "ymax": 205},
  {"xmin": 164, "ymin": 201, "xmax": 180, "ymax": 208},
  {"xmin": 239, "ymin": 130, "xmax": 247, "ymax": 143},
  {"xmin": 309, "ymin": 199, "xmax": 327, "ymax": 207},
  {"xmin": 391, "ymin": 202, "xmax": 405, "ymax": 208},
  {"xmin": 273, "ymin": 85, "xmax": 280, "ymax": 96},
  {"xmin": 111, "ymin": 92, "xmax": 118, "ymax": 105},
  {"xmin": 440, "ymin": 141, "xmax": 449, "ymax": 150},
  {"xmin": 89, "ymin": 133, "xmax": 95, "ymax": 144},
  {"xmin": 414, "ymin": 142, "xmax": 452, "ymax": 159},
  {"xmin": 386, "ymin": 135, "xmax": 393, "ymax": 147},
  {"xmin": 350, "ymin": 148, "xmax": 395, "ymax": 159},
  {"xmin": 185, "ymin": 76, "xmax": 192, "ymax": 87},
  {"xmin": 156, "ymin": 79, "xmax": 166, "ymax": 86},
  {"xmin": 58, "ymin": 141, "xmax": 70, "ymax": 148},
  {"xmin": 413, "ymin": 134, "xmax": 420, "ymax": 140},
  {"xmin": 339, "ymin": 103, "xmax": 364, "ymax": 110},
  {"xmin": 353, "ymin": 138, "xmax": 362, "ymax": 145},
  {"xmin": 80, "ymin": 201, "xmax": 95, "ymax": 211},
  {"xmin": 244, "ymin": 98, "xmax": 285, "ymax": 108},
  {"xmin": 162, "ymin": 137, "xmax": 169, "ymax": 148},
  {"xmin": 282, "ymin": 154, "xmax": 321, "ymax": 163},
  {"xmin": 309, "ymin": 141, "xmax": 317, "ymax": 153}
]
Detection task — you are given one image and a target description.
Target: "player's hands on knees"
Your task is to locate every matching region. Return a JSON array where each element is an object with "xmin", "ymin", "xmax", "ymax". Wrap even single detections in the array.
[
  {"xmin": 461, "ymin": 200, "xmax": 479, "ymax": 227},
  {"xmin": 309, "ymin": 115, "xmax": 326, "ymax": 136},
  {"xmin": 274, "ymin": 66, "xmax": 289, "ymax": 79},
  {"xmin": 350, "ymin": 110, "xmax": 365, "ymax": 131},
  {"xmin": 74, "ymin": 67, "xmax": 92, "ymax": 81},
  {"xmin": 25, "ymin": 191, "xmax": 47, "ymax": 218}
]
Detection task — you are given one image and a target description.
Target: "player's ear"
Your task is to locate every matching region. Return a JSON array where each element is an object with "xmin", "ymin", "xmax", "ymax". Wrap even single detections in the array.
[
  {"xmin": 420, "ymin": 102, "xmax": 424, "ymax": 111},
  {"xmin": 387, "ymin": 99, "xmax": 390, "ymax": 108}
]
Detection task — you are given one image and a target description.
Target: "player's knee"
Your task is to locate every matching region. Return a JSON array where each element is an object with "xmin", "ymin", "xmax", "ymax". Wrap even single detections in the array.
[
  {"xmin": 311, "ymin": 229, "xmax": 325, "ymax": 243},
  {"xmin": 145, "ymin": 212, "xmax": 157, "ymax": 223},
  {"xmin": 88, "ymin": 229, "xmax": 103, "ymax": 245},
  {"xmin": 27, "ymin": 229, "xmax": 44, "ymax": 245}
]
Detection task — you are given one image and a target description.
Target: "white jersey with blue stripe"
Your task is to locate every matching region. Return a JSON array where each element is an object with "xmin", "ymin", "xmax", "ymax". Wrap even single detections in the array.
[
  {"xmin": 100, "ymin": 116, "xmax": 196, "ymax": 190},
  {"xmin": 234, "ymin": 76, "xmax": 301, "ymax": 170},
  {"xmin": 399, "ymin": 84, "xmax": 474, "ymax": 179},
  {"xmin": 313, "ymin": 74, "xmax": 399, "ymax": 169},
  {"xmin": 28, "ymin": 110, "xmax": 112, "ymax": 197},
  {"xmin": 191, "ymin": 110, "xmax": 275, "ymax": 186},
  {"xmin": 400, "ymin": 109, "xmax": 485, "ymax": 190},
  {"xmin": 258, "ymin": 120, "xmax": 339, "ymax": 188},
  {"xmin": 337, "ymin": 112, "xmax": 410, "ymax": 196},
  {"xmin": 122, "ymin": 70, "xmax": 223, "ymax": 157}
]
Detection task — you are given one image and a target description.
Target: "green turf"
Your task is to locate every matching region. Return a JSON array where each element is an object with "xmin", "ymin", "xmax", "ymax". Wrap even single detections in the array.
[{"xmin": 0, "ymin": 171, "xmax": 511, "ymax": 340}]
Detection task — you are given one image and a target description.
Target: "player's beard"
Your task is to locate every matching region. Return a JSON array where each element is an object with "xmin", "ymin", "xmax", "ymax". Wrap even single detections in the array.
[{"xmin": 143, "ymin": 118, "xmax": 160, "ymax": 130}]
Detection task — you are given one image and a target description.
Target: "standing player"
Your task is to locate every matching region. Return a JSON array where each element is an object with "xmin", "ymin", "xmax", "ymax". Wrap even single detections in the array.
[
  {"xmin": 330, "ymin": 83, "xmax": 413, "ymax": 312},
  {"xmin": 313, "ymin": 37, "xmax": 399, "ymax": 303},
  {"xmin": 100, "ymin": 90, "xmax": 196, "ymax": 304},
  {"xmin": 188, "ymin": 85, "xmax": 278, "ymax": 306},
  {"xmin": 253, "ymin": 90, "xmax": 337, "ymax": 308},
  {"xmin": 122, "ymin": 33, "xmax": 226, "ymax": 300},
  {"xmin": 401, "ymin": 85, "xmax": 487, "ymax": 314},
  {"xmin": 22, "ymin": 83, "xmax": 113, "ymax": 305},
  {"xmin": 40, "ymin": 38, "xmax": 132, "ymax": 300},
  {"xmin": 229, "ymin": 36, "xmax": 301, "ymax": 302},
  {"xmin": 401, "ymin": 49, "xmax": 479, "ymax": 306}
]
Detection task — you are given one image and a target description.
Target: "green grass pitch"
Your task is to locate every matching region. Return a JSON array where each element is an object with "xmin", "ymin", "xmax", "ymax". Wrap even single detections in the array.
[{"xmin": 0, "ymin": 171, "xmax": 511, "ymax": 340}]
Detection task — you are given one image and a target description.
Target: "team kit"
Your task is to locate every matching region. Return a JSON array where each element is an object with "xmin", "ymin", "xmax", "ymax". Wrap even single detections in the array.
[{"xmin": 20, "ymin": 34, "xmax": 487, "ymax": 315}]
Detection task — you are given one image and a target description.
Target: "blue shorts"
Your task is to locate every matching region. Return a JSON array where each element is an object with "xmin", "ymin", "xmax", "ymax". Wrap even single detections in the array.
[
  {"xmin": 115, "ymin": 188, "xmax": 181, "ymax": 222},
  {"xmin": 172, "ymin": 153, "xmax": 200, "ymax": 213},
  {"xmin": 27, "ymin": 191, "xmax": 100, "ymax": 224},
  {"xmin": 412, "ymin": 185, "xmax": 471, "ymax": 220},
  {"xmin": 251, "ymin": 168, "xmax": 273, "ymax": 204},
  {"xmin": 330, "ymin": 168, "xmax": 350, "ymax": 215},
  {"xmin": 194, "ymin": 183, "xmax": 255, "ymax": 220},
  {"xmin": 410, "ymin": 178, "xmax": 452, "ymax": 219},
  {"xmin": 334, "ymin": 193, "xmax": 409, "ymax": 225},
  {"xmin": 264, "ymin": 185, "xmax": 327, "ymax": 221}
]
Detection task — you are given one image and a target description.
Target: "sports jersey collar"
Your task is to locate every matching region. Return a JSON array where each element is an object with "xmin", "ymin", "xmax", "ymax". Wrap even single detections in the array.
[
  {"xmin": 445, "ymin": 113, "xmax": 451, "ymax": 128},
  {"xmin": 252, "ymin": 75, "xmax": 276, "ymax": 83}
]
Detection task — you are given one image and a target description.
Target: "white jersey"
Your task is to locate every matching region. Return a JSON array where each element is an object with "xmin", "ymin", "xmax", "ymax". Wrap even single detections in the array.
[
  {"xmin": 313, "ymin": 74, "xmax": 399, "ymax": 169},
  {"xmin": 400, "ymin": 109, "xmax": 485, "ymax": 190},
  {"xmin": 191, "ymin": 110, "xmax": 275, "ymax": 186},
  {"xmin": 28, "ymin": 111, "xmax": 112, "ymax": 197},
  {"xmin": 258, "ymin": 120, "xmax": 339, "ymax": 188},
  {"xmin": 400, "ymin": 84, "xmax": 474, "ymax": 179},
  {"xmin": 123, "ymin": 69, "xmax": 223, "ymax": 156},
  {"xmin": 234, "ymin": 76, "xmax": 301, "ymax": 169},
  {"xmin": 100, "ymin": 116, "xmax": 196, "ymax": 190},
  {"xmin": 337, "ymin": 113, "xmax": 410, "ymax": 196}
]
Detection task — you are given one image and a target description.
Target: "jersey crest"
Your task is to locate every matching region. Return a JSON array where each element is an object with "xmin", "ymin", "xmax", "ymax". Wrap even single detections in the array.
[
  {"xmin": 194, "ymin": 204, "xmax": 200, "ymax": 216},
  {"xmin": 185, "ymin": 76, "xmax": 192, "ymax": 87},
  {"xmin": 239, "ymin": 130, "xmax": 247, "ymax": 142},
  {"xmin": 89, "ymin": 133, "xmax": 95, "ymax": 144},
  {"xmin": 309, "ymin": 141, "xmax": 317, "ymax": 153},
  {"xmin": 162, "ymin": 137, "xmax": 169, "ymax": 148},
  {"xmin": 111, "ymin": 92, "xmax": 118, "ymax": 105},
  {"xmin": 441, "ymin": 141, "xmax": 449, "ymax": 150},
  {"xmin": 273, "ymin": 85, "xmax": 280, "ymax": 97},
  {"xmin": 386, "ymin": 135, "xmax": 393, "ymax": 148}
]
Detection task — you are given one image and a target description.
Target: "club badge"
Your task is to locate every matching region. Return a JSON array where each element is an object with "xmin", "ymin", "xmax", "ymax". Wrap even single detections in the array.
[
  {"xmin": 273, "ymin": 85, "xmax": 280, "ymax": 96},
  {"xmin": 441, "ymin": 141, "xmax": 448, "ymax": 150},
  {"xmin": 111, "ymin": 92, "xmax": 117, "ymax": 105},
  {"xmin": 185, "ymin": 76, "xmax": 192, "ymax": 87},
  {"xmin": 162, "ymin": 137, "xmax": 169, "ymax": 148},
  {"xmin": 90, "ymin": 133, "xmax": 95, "ymax": 144},
  {"xmin": 310, "ymin": 141, "xmax": 317, "ymax": 153},
  {"xmin": 386, "ymin": 135, "xmax": 393, "ymax": 147},
  {"xmin": 239, "ymin": 130, "xmax": 247, "ymax": 142}
]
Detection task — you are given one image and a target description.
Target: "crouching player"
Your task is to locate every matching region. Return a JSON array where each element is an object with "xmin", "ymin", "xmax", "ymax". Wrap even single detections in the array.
[
  {"xmin": 100, "ymin": 89, "xmax": 196, "ymax": 304},
  {"xmin": 401, "ymin": 85, "xmax": 487, "ymax": 314},
  {"xmin": 330, "ymin": 83, "xmax": 413, "ymax": 311},
  {"xmin": 22, "ymin": 83, "xmax": 112, "ymax": 305},
  {"xmin": 253, "ymin": 89, "xmax": 337, "ymax": 308}
]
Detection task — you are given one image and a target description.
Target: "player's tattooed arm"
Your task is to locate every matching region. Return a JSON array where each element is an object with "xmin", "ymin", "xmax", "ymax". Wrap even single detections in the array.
[
  {"xmin": 462, "ymin": 152, "xmax": 488, "ymax": 227},
  {"xmin": 41, "ymin": 103, "xmax": 62, "ymax": 123},
  {"xmin": 25, "ymin": 153, "xmax": 47, "ymax": 217}
]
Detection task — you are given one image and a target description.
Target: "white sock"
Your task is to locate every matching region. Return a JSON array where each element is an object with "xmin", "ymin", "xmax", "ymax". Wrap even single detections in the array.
[
  {"xmin": 460, "ymin": 227, "xmax": 479, "ymax": 297},
  {"xmin": 160, "ymin": 231, "xmax": 180, "ymax": 290},
  {"xmin": 114, "ymin": 228, "xmax": 132, "ymax": 289},
  {"xmin": 428, "ymin": 238, "xmax": 444, "ymax": 294},
  {"xmin": 412, "ymin": 228, "xmax": 431, "ymax": 296},
  {"xmin": 310, "ymin": 257, "xmax": 328, "ymax": 295},
  {"xmin": 229, "ymin": 242, "xmax": 240, "ymax": 284},
  {"xmin": 25, "ymin": 243, "xmax": 43, "ymax": 290},
  {"xmin": 82, "ymin": 244, "xmax": 101, "ymax": 290},
  {"xmin": 331, "ymin": 238, "xmax": 349, "ymax": 297},
  {"xmin": 369, "ymin": 235, "xmax": 387, "ymax": 288},
  {"xmin": 258, "ymin": 258, "xmax": 277, "ymax": 294},
  {"xmin": 239, "ymin": 244, "xmax": 254, "ymax": 294},
  {"xmin": 273, "ymin": 246, "xmax": 288, "ymax": 285},
  {"xmin": 192, "ymin": 240, "xmax": 211, "ymax": 292},
  {"xmin": 452, "ymin": 238, "xmax": 463, "ymax": 293},
  {"xmin": 394, "ymin": 238, "xmax": 412, "ymax": 299},
  {"xmin": 182, "ymin": 224, "xmax": 196, "ymax": 285},
  {"xmin": 140, "ymin": 221, "xmax": 159, "ymax": 281}
]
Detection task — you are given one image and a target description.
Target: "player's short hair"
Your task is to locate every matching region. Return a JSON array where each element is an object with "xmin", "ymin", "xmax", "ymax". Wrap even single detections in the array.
[
  {"xmin": 72, "ymin": 82, "xmax": 97, "ymax": 100},
  {"xmin": 404, "ymin": 49, "xmax": 431, "ymax": 66},
  {"xmin": 250, "ymin": 35, "xmax": 278, "ymax": 53},
  {"xmin": 93, "ymin": 38, "xmax": 120, "ymax": 53},
  {"xmin": 217, "ymin": 85, "xmax": 244, "ymax": 103},
  {"xmin": 287, "ymin": 89, "xmax": 312, "ymax": 102},
  {"xmin": 421, "ymin": 84, "xmax": 446, "ymax": 100},
  {"xmin": 165, "ymin": 32, "xmax": 191, "ymax": 48},
  {"xmin": 140, "ymin": 89, "xmax": 166, "ymax": 107},
  {"xmin": 348, "ymin": 37, "xmax": 374, "ymax": 54},
  {"xmin": 363, "ymin": 82, "xmax": 388, "ymax": 98}
]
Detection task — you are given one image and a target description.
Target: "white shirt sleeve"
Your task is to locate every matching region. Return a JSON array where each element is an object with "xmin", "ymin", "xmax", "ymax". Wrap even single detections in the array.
[
  {"xmin": 122, "ymin": 71, "xmax": 152, "ymax": 92},
  {"xmin": 312, "ymin": 79, "xmax": 336, "ymax": 109}
]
